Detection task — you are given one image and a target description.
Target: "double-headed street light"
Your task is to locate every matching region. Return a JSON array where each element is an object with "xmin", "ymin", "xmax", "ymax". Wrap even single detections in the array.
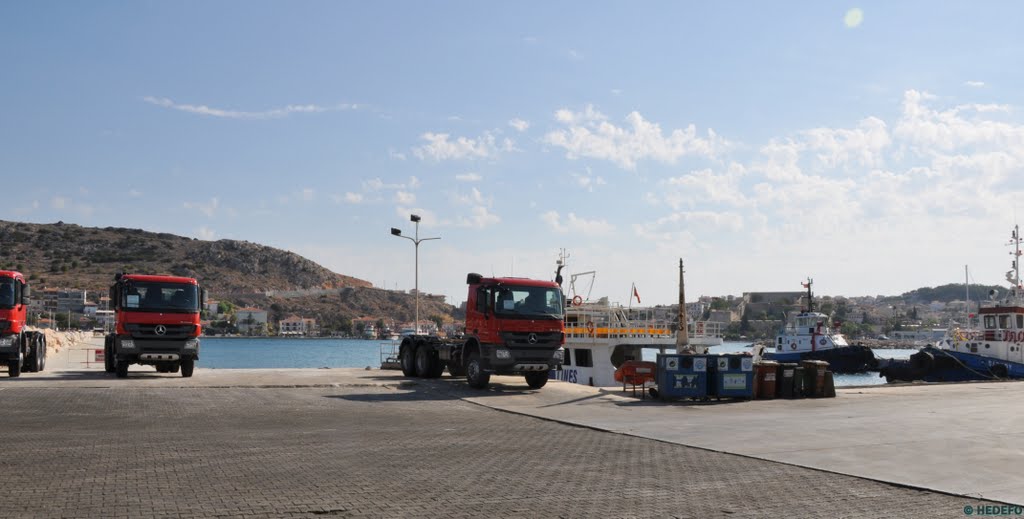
[{"xmin": 390, "ymin": 214, "xmax": 440, "ymax": 336}]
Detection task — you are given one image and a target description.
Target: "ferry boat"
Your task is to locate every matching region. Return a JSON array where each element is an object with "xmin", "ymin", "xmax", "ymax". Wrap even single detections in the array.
[
  {"xmin": 881, "ymin": 226, "xmax": 1024, "ymax": 383},
  {"xmin": 763, "ymin": 278, "xmax": 880, "ymax": 373},
  {"xmin": 551, "ymin": 253, "xmax": 722, "ymax": 387}
]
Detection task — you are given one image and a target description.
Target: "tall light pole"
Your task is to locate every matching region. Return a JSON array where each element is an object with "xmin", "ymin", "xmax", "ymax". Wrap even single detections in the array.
[{"xmin": 391, "ymin": 214, "xmax": 440, "ymax": 335}]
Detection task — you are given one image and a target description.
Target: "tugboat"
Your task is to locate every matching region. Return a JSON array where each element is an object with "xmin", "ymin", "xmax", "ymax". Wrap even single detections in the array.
[
  {"xmin": 881, "ymin": 226, "xmax": 1024, "ymax": 383},
  {"xmin": 763, "ymin": 278, "xmax": 880, "ymax": 373}
]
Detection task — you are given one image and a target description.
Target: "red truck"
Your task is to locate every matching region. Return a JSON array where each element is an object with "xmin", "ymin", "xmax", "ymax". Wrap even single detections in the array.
[
  {"xmin": 105, "ymin": 273, "xmax": 206, "ymax": 378},
  {"xmin": 0, "ymin": 271, "xmax": 47, "ymax": 378},
  {"xmin": 399, "ymin": 273, "xmax": 565, "ymax": 389}
]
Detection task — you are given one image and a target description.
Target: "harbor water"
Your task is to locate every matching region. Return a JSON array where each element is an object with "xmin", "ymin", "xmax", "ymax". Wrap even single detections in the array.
[{"xmin": 200, "ymin": 338, "xmax": 916, "ymax": 387}]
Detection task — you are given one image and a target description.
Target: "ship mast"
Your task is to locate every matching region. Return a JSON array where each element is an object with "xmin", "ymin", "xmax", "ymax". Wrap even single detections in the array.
[
  {"xmin": 1011, "ymin": 225, "xmax": 1022, "ymax": 297},
  {"xmin": 675, "ymin": 258, "xmax": 691, "ymax": 353}
]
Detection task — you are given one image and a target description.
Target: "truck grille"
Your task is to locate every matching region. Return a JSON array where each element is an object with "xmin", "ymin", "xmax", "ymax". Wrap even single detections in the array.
[
  {"xmin": 500, "ymin": 331, "xmax": 561, "ymax": 362},
  {"xmin": 125, "ymin": 323, "xmax": 196, "ymax": 339}
]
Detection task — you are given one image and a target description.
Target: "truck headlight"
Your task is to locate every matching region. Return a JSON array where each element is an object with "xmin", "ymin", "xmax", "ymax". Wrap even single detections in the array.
[
  {"xmin": 495, "ymin": 348, "xmax": 512, "ymax": 359},
  {"xmin": 120, "ymin": 339, "xmax": 135, "ymax": 349},
  {"xmin": 184, "ymin": 339, "xmax": 199, "ymax": 350},
  {"xmin": 0, "ymin": 336, "xmax": 14, "ymax": 347}
]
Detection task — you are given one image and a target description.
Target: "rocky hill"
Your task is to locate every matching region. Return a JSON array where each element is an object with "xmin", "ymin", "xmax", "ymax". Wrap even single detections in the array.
[{"xmin": 0, "ymin": 220, "xmax": 460, "ymax": 331}]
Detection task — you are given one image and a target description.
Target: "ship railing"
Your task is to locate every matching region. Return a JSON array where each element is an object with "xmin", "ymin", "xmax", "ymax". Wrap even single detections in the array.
[
  {"xmin": 380, "ymin": 341, "xmax": 402, "ymax": 370},
  {"xmin": 565, "ymin": 304, "xmax": 675, "ymax": 339},
  {"xmin": 690, "ymin": 320, "xmax": 721, "ymax": 338}
]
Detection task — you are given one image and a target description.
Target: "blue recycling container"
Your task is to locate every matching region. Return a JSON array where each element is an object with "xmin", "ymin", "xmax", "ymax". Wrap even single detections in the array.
[
  {"xmin": 656, "ymin": 354, "xmax": 711, "ymax": 400},
  {"xmin": 713, "ymin": 354, "xmax": 755, "ymax": 399}
]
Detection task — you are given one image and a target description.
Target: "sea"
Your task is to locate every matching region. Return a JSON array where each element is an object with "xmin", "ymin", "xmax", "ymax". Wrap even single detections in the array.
[{"xmin": 199, "ymin": 337, "xmax": 916, "ymax": 387}]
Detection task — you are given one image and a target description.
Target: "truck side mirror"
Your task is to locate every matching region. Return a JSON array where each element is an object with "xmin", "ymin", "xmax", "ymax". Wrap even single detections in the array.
[
  {"xmin": 200, "ymin": 288, "xmax": 208, "ymax": 306},
  {"xmin": 21, "ymin": 284, "xmax": 31, "ymax": 304}
]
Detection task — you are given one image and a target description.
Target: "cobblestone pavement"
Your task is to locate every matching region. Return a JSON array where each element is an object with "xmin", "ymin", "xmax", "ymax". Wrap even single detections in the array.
[{"xmin": 0, "ymin": 383, "xmax": 1002, "ymax": 518}]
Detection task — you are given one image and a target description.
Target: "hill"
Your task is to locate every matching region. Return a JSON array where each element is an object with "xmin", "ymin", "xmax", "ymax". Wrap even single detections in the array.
[
  {"xmin": 0, "ymin": 220, "xmax": 459, "ymax": 332},
  {"xmin": 899, "ymin": 283, "xmax": 1006, "ymax": 304}
]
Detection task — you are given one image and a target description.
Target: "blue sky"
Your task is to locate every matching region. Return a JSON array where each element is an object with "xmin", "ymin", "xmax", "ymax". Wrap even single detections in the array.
[{"xmin": 4, "ymin": 2, "xmax": 1024, "ymax": 305}]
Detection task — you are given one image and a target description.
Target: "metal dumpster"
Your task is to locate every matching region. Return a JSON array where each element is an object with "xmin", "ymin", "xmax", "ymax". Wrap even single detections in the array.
[
  {"xmin": 656, "ymin": 354, "xmax": 710, "ymax": 400},
  {"xmin": 800, "ymin": 360, "xmax": 829, "ymax": 397},
  {"xmin": 776, "ymin": 363, "xmax": 798, "ymax": 399},
  {"xmin": 753, "ymin": 360, "xmax": 778, "ymax": 400},
  {"xmin": 714, "ymin": 354, "xmax": 754, "ymax": 399}
]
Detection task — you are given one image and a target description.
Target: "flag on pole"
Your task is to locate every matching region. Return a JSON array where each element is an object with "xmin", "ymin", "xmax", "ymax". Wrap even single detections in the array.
[{"xmin": 632, "ymin": 283, "xmax": 641, "ymax": 304}]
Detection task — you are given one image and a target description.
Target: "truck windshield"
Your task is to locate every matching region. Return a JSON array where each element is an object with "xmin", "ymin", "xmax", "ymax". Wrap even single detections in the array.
[
  {"xmin": 493, "ymin": 286, "xmax": 563, "ymax": 318},
  {"xmin": 122, "ymin": 282, "xmax": 199, "ymax": 313},
  {"xmin": 0, "ymin": 278, "xmax": 14, "ymax": 308}
]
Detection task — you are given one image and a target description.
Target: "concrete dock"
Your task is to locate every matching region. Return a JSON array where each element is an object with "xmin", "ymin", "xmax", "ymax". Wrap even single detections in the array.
[{"xmin": 0, "ymin": 339, "xmax": 1018, "ymax": 517}]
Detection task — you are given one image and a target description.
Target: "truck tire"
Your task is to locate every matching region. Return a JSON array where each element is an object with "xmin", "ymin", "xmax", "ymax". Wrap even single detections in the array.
[
  {"xmin": 415, "ymin": 346, "xmax": 442, "ymax": 378},
  {"xmin": 115, "ymin": 360, "xmax": 129, "ymax": 378},
  {"xmin": 36, "ymin": 334, "xmax": 46, "ymax": 372},
  {"xmin": 181, "ymin": 359, "xmax": 194, "ymax": 378},
  {"xmin": 399, "ymin": 342, "xmax": 417, "ymax": 377},
  {"xmin": 525, "ymin": 371, "xmax": 549, "ymax": 390},
  {"xmin": 23, "ymin": 335, "xmax": 38, "ymax": 373},
  {"xmin": 466, "ymin": 352, "xmax": 490, "ymax": 389},
  {"xmin": 104, "ymin": 337, "xmax": 115, "ymax": 373},
  {"xmin": 7, "ymin": 359, "xmax": 20, "ymax": 378}
]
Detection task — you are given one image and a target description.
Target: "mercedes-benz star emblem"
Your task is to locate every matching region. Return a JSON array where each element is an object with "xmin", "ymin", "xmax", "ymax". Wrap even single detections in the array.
[
  {"xmin": 528, "ymin": 333, "xmax": 537, "ymax": 344},
  {"xmin": 154, "ymin": 325, "xmax": 167, "ymax": 336}
]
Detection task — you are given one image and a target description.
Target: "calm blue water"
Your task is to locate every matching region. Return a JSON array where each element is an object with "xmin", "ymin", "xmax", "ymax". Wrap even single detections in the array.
[
  {"xmin": 199, "ymin": 337, "xmax": 392, "ymax": 369},
  {"xmin": 199, "ymin": 338, "xmax": 916, "ymax": 387}
]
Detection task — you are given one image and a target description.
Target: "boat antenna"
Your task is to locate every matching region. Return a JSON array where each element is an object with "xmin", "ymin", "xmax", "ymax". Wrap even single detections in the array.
[
  {"xmin": 555, "ymin": 248, "xmax": 567, "ymax": 287},
  {"xmin": 801, "ymin": 277, "xmax": 814, "ymax": 313},
  {"xmin": 1010, "ymin": 224, "xmax": 1022, "ymax": 296}
]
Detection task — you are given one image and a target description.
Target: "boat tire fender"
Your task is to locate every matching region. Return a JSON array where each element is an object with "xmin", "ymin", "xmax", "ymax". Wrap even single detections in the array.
[
  {"xmin": 790, "ymin": 342, "xmax": 797, "ymax": 351},
  {"xmin": 572, "ymin": 295, "xmax": 583, "ymax": 306},
  {"xmin": 586, "ymin": 321, "xmax": 595, "ymax": 334}
]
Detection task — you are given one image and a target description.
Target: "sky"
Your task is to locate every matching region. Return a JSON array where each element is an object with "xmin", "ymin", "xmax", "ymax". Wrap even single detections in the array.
[{"xmin": 4, "ymin": 2, "xmax": 1024, "ymax": 307}]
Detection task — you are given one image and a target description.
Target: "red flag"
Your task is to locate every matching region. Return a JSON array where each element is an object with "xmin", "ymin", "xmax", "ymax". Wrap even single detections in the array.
[{"xmin": 633, "ymin": 284, "xmax": 641, "ymax": 304}]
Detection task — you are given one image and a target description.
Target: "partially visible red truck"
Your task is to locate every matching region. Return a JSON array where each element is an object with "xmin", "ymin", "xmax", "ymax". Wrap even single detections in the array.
[
  {"xmin": 0, "ymin": 270, "xmax": 47, "ymax": 378},
  {"xmin": 400, "ymin": 273, "xmax": 565, "ymax": 389},
  {"xmin": 105, "ymin": 273, "xmax": 206, "ymax": 378}
]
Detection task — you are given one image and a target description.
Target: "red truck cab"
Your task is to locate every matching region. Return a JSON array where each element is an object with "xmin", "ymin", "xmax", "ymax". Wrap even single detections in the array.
[
  {"xmin": 0, "ymin": 271, "xmax": 46, "ymax": 377},
  {"xmin": 106, "ymin": 273, "xmax": 206, "ymax": 378}
]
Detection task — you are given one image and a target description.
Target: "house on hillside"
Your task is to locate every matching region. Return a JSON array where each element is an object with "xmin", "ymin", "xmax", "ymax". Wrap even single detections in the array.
[
  {"xmin": 235, "ymin": 308, "xmax": 268, "ymax": 335},
  {"xmin": 279, "ymin": 315, "xmax": 319, "ymax": 336}
]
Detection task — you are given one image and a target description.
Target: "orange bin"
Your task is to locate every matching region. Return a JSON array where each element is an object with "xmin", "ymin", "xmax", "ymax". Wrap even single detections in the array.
[
  {"xmin": 753, "ymin": 361, "xmax": 778, "ymax": 400},
  {"xmin": 800, "ymin": 360, "xmax": 829, "ymax": 398}
]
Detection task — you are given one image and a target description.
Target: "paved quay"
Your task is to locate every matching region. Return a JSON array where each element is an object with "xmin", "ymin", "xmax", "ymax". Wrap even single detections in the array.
[{"xmin": 0, "ymin": 352, "xmax": 1012, "ymax": 518}]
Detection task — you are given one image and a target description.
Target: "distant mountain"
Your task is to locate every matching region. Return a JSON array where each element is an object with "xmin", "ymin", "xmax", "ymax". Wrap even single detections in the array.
[
  {"xmin": 0, "ymin": 220, "xmax": 459, "ymax": 332},
  {"xmin": 0, "ymin": 220, "xmax": 370, "ymax": 294},
  {"xmin": 899, "ymin": 283, "xmax": 1007, "ymax": 304}
]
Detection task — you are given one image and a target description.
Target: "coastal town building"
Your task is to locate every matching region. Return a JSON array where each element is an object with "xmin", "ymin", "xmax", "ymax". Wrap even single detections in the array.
[
  {"xmin": 235, "ymin": 308, "xmax": 269, "ymax": 335},
  {"xmin": 278, "ymin": 315, "xmax": 318, "ymax": 336}
]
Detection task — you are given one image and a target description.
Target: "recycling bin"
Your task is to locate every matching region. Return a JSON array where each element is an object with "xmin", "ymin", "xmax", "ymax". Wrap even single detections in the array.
[
  {"xmin": 823, "ymin": 370, "xmax": 836, "ymax": 398},
  {"xmin": 791, "ymin": 365, "xmax": 806, "ymax": 399},
  {"xmin": 713, "ymin": 354, "xmax": 754, "ymax": 399},
  {"xmin": 753, "ymin": 360, "xmax": 778, "ymax": 400},
  {"xmin": 776, "ymin": 363, "xmax": 798, "ymax": 399},
  {"xmin": 800, "ymin": 360, "xmax": 829, "ymax": 397},
  {"xmin": 656, "ymin": 354, "xmax": 710, "ymax": 400}
]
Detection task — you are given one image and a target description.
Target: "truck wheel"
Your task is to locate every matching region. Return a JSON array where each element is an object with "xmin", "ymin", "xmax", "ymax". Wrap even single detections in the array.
[
  {"xmin": 23, "ymin": 335, "xmax": 38, "ymax": 373},
  {"xmin": 104, "ymin": 337, "xmax": 115, "ymax": 373},
  {"xmin": 7, "ymin": 359, "xmax": 20, "ymax": 378},
  {"xmin": 115, "ymin": 360, "xmax": 129, "ymax": 378},
  {"xmin": 180, "ymin": 359, "xmax": 194, "ymax": 378},
  {"xmin": 36, "ymin": 335, "xmax": 46, "ymax": 372},
  {"xmin": 415, "ymin": 346, "xmax": 439, "ymax": 378},
  {"xmin": 525, "ymin": 371, "xmax": 549, "ymax": 390},
  {"xmin": 399, "ymin": 343, "xmax": 417, "ymax": 377},
  {"xmin": 466, "ymin": 352, "xmax": 490, "ymax": 389}
]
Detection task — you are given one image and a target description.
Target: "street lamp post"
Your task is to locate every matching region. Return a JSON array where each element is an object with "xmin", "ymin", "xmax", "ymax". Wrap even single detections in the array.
[{"xmin": 391, "ymin": 214, "xmax": 440, "ymax": 335}]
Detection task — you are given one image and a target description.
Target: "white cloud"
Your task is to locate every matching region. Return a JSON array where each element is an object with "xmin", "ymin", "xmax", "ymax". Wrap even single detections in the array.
[
  {"xmin": 184, "ymin": 197, "xmax": 219, "ymax": 217},
  {"xmin": 541, "ymin": 211, "xmax": 615, "ymax": 235},
  {"xmin": 544, "ymin": 105, "xmax": 728, "ymax": 170},
  {"xmin": 455, "ymin": 172, "xmax": 482, "ymax": 182},
  {"xmin": 50, "ymin": 197, "xmax": 67, "ymax": 209},
  {"xmin": 965, "ymin": 80, "xmax": 986, "ymax": 88},
  {"xmin": 395, "ymin": 191, "xmax": 416, "ymax": 204},
  {"xmin": 571, "ymin": 169, "xmax": 607, "ymax": 192},
  {"xmin": 567, "ymin": 49, "xmax": 583, "ymax": 60},
  {"xmin": 197, "ymin": 226, "xmax": 216, "ymax": 240},
  {"xmin": 343, "ymin": 192, "xmax": 363, "ymax": 203},
  {"xmin": 458, "ymin": 206, "xmax": 501, "ymax": 229},
  {"xmin": 388, "ymin": 148, "xmax": 407, "ymax": 161},
  {"xmin": 412, "ymin": 131, "xmax": 514, "ymax": 161},
  {"xmin": 128, "ymin": 189, "xmax": 143, "ymax": 197},
  {"xmin": 509, "ymin": 118, "xmax": 530, "ymax": 132},
  {"xmin": 143, "ymin": 96, "xmax": 357, "ymax": 120}
]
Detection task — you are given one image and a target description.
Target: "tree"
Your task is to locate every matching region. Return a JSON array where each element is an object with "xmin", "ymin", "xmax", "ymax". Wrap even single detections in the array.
[{"xmin": 428, "ymin": 315, "xmax": 444, "ymax": 332}]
